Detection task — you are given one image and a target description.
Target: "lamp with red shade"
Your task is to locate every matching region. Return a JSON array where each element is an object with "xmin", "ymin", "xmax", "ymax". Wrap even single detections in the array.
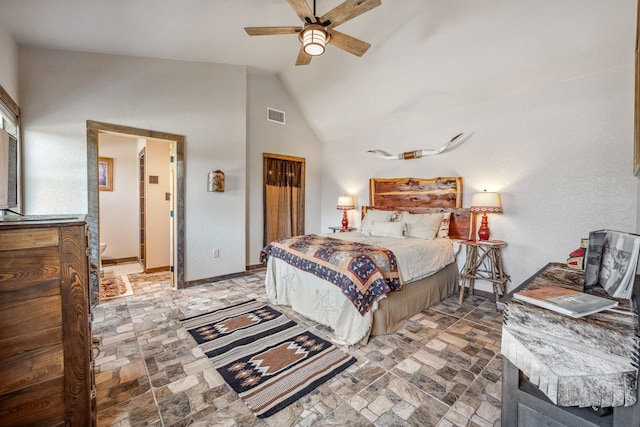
[
  {"xmin": 470, "ymin": 190, "xmax": 502, "ymax": 241},
  {"xmin": 336, "ymin": 195, "xmax": 355, "ymax": 229}
]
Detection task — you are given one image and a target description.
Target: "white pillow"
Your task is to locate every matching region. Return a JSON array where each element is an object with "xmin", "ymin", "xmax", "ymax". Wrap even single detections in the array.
[
  {"xmin": 437, "ymin": 212, "xmax": 452, "ymax": 238},
  {"xmin": 405, "ymin": 223, "xmax": 436, "ymax": 239},
  {"xmin": 359, "ymin": 210, "xmax": 395, "ymax": 235},
  {"xmin": 400, "ymin": 212, "xmax": 444, "ymax": 239},
  {"xmin": 369, "ymin": 220, "xmax": 405, "ymax": 238}
]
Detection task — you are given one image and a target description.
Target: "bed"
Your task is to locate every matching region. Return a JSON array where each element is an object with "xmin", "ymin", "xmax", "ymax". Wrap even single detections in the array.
[{"xmin": 262, "ymin": 177, "xmax": 474, "ymax": 346}]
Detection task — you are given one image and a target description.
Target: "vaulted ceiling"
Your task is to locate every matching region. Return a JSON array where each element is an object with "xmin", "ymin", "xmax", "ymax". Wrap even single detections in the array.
[{"xmin": 0, "ymin": 0, "xmax": 636, "ymax": 144}]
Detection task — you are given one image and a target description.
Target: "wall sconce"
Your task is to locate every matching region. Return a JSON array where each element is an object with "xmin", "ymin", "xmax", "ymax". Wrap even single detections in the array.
[
  {"xmin": 207, "ymin": 170, "xmax": 225, "ymax": 192},
  {"xmin": 470, "ymin": 190, "xmax": 502, "ymax": 240}
]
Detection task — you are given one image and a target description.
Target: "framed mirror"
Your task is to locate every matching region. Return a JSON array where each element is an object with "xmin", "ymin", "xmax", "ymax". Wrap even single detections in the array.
[{"xmin": 0, "ymin": 85, "xmax": 22, "ymax": 215}]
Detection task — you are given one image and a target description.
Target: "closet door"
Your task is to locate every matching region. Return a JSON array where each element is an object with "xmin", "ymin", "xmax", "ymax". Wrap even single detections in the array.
[{"xmin": 263, "ymin": 153, "xmax": 305, "ymax": 246}]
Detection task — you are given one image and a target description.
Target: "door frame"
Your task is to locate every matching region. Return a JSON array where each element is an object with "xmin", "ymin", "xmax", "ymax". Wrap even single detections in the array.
[
  {"xmin": 87, "ymin": 120, "xmax": 186, "ymax": 297},
  {"xmin": 138, "ymin": 147, "xmax": 146, "ymax": 270}
]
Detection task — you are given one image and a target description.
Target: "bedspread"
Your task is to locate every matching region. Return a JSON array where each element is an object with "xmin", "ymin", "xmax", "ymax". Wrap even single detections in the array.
[{"xmin": 260, "ymin": 234, "xmax": 400, "ymax": 315}]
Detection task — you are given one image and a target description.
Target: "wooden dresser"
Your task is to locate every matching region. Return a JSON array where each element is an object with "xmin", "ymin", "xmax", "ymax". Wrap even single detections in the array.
[{"xmin": 0, "ymin": 215, "xmax": 96, "ymax": 426}]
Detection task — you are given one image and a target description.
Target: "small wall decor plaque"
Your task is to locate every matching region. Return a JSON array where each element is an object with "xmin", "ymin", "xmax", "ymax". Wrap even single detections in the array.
[{"xmin": 208, "ymin": 170, "xmax": 225, "ymax": 192}]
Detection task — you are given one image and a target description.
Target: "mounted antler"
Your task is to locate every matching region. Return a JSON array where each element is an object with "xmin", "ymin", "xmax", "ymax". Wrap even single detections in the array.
[{"xmin": 367, "ymin": 133, "xmax": 464, "ymax": 160}]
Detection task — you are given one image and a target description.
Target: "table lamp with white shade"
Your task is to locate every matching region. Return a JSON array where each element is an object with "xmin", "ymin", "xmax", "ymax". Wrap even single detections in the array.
[
  {"xmin": 336, "ymin": 195, "xmax": 355, "ymax": 229},
  {"xmin": 470, "ymin": 190, "xmax": 502, "ymax": 241}
]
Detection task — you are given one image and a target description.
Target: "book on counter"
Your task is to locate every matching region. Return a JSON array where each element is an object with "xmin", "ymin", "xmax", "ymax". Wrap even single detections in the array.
[
  {"xmin": 513, "ymin": 285, "xmax": 618, "ymax": 318},
  {"xmin": 584, "ymin": 229, "xmax": 640, "ymax": 300}
]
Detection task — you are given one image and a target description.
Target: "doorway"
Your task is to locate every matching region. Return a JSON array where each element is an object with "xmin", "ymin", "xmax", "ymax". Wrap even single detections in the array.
[
  {"xmin": 263, "ymin": 153, "xmax": 305, "ymax": 246},
  {"xmin": 87, "ymin": 120, "xmax": 185, "ymax": 304}
]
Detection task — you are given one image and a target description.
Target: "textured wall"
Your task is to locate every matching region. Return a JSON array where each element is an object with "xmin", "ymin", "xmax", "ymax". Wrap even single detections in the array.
[
  {"xmin": 11, "ymin": 38, "xmax": 640, "ymax": 289},
  {"xmin": 0, "ymin": 15, "xmax": 18, "ymax": 102},
  {"xmin": 320, "ymin": 66, "xmax": 638, "ymax": 290},
  {"xmin": 246, "ymin": 74, "xmax": 322, "ymax": 266},
  {"xmin": 19, "ymin": 47, "xmax": 247, "ymax": 282}
]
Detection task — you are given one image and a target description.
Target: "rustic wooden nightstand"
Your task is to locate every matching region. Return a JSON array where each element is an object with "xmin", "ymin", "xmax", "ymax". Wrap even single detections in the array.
[
  {"xmin": 457, "ymin": 239, "xmax": 509, "ymax": 306},
  {"xmin": 328, "ymin": 226, "xmax": 356, "ymax": 233}
]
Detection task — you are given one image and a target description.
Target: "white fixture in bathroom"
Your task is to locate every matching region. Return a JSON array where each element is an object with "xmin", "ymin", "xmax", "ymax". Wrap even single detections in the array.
[{"xmin": 99, "ymin": 243, "xmax": 107, "ymax": 276}]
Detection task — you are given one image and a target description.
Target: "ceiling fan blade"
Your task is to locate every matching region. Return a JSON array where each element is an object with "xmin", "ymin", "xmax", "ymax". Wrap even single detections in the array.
[
  {"xmin": 287, "ymin": 0, "xmax": 315, "ymax": 23},
  {"xmin": 244, "ymin": 26, "xmax": 302, "ymax": 36},
  {"xmin": 320, "ymin": 0, "xmax": 381, "ymax": 29},
  {"xmin": 295, "ymin": 45, "xmax": 312, "ymax": 66},
  {"xmin": 328, "ymin": 30, "xmax": 371, "ymax": 56}
]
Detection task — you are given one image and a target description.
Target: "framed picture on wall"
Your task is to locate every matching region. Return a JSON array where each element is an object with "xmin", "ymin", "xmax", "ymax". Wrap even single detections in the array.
[{"xmin": 98, "ymin": 156, "xmax": 113, "ymax": 191}]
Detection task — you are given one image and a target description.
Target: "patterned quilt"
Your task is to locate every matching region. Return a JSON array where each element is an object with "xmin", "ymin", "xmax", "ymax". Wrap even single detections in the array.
[{"xmin": 260, "ymin": 234, "xmax": 400, "ymax": 315}]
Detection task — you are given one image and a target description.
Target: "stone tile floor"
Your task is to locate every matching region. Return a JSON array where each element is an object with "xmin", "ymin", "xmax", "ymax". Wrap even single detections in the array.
[{"xmin": 93, "ymin": 264, "xmax": 503, "ymax": 426}]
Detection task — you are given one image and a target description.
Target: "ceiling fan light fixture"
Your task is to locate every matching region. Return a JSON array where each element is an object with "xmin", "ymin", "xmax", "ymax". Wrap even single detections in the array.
[
  {"xmin": 246, "ymin": 0, "xmax": 380, "ymax": 65},
  {"xmin": 302, "ymin": 25, "xmax": 327, "ymax": 56}
]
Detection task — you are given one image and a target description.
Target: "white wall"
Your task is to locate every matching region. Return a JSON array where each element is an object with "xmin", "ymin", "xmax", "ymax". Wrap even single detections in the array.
[
  {"xmin": 19, "ymin": 47, "xmax": 247, "ymax": 282},
  {"xmin": 0, "ymin": 15, "xmax": 18, "ymax": 102},
  {"xmin": 98, "ymin": 133, "xmax": 138, "ymax": 261},
  {"xmin": 246, "ymin": 74, "xmax": 322, "ymax": 266},
  {"xmin": 9, "ymin": 21, "xmax": 640, "ymax": 290},
  {"xmin": 320, "ymin": 65, "xmax": 638, "ymax": 291}
]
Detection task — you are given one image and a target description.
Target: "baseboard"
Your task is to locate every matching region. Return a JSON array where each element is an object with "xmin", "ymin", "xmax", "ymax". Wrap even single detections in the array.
[
  {"xmin": 144, "ymin": 266, "xmax": 170, "ymax": 274},
  {"xmin": 102, "ymin": 257, "xmax": 138, "ymax": 266},
  {"xmin": 184, "ymin": 270, "xmax": 262, "ymax": 288},
  {"xmin": 246, "ymin": 263, "xmax": 266, "ymax": 271}
]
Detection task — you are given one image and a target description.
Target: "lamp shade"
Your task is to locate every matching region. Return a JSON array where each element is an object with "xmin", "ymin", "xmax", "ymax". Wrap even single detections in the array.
[
  {"xmin": 470, "ymin": 190, "xmax": 501, "ymax": 240},
  {"xmin": 337, "ymin": 195, "xmax": 355, "ymax": 210},
  {"xmin": 470, "ymin": 191, "xmax": 502, "ymax": 213},
  {"xmin": 302, "ymin": 25, "xmax": 327, "ymax": 56}
]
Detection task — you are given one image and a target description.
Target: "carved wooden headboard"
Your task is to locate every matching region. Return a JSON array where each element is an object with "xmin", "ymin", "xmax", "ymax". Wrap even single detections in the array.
[{"xmin": 362, "ymin": 177, "xmax": 474, "ymax": 240}]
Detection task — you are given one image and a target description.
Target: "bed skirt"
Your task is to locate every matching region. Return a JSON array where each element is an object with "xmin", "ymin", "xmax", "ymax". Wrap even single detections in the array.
[
  {"xmin": 369, "ymin": 262, "xmax": 459, "ymax": 336},
  {"xmin": 265, "ymin": 257, "xmax": 458, "ymax": 345}
]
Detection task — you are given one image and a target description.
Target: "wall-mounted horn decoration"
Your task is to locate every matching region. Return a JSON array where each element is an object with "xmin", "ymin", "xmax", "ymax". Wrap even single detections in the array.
[
  {"xmin": 207, "ymin": 170, "xmax": 225, "ymax": 192},
  {"xmin": 367, "ymin": 133, "xmax": 465, "ymax": 160}
]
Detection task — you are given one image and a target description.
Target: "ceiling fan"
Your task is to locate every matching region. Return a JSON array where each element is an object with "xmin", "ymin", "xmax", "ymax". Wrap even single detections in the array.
[{"xmin": 245, "ymin": 0, "xmax": 381, "ymax": 66}]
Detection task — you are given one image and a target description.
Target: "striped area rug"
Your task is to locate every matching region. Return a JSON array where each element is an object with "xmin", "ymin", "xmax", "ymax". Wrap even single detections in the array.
[{"xmin": 181, "ymin": 300, "xmax": 356, "ymax": 418}]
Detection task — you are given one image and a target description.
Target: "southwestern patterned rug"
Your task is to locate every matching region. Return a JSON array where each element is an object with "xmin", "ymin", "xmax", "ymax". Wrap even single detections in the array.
[{"xmin": 181, "ymin": 299, "xmax": 357, "ymax": 418}]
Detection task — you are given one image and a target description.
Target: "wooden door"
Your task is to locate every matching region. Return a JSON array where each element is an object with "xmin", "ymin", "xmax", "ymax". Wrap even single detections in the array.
[{"xmin": 263, "ymin": 153, "xmax": 305, "ymax": 246}]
